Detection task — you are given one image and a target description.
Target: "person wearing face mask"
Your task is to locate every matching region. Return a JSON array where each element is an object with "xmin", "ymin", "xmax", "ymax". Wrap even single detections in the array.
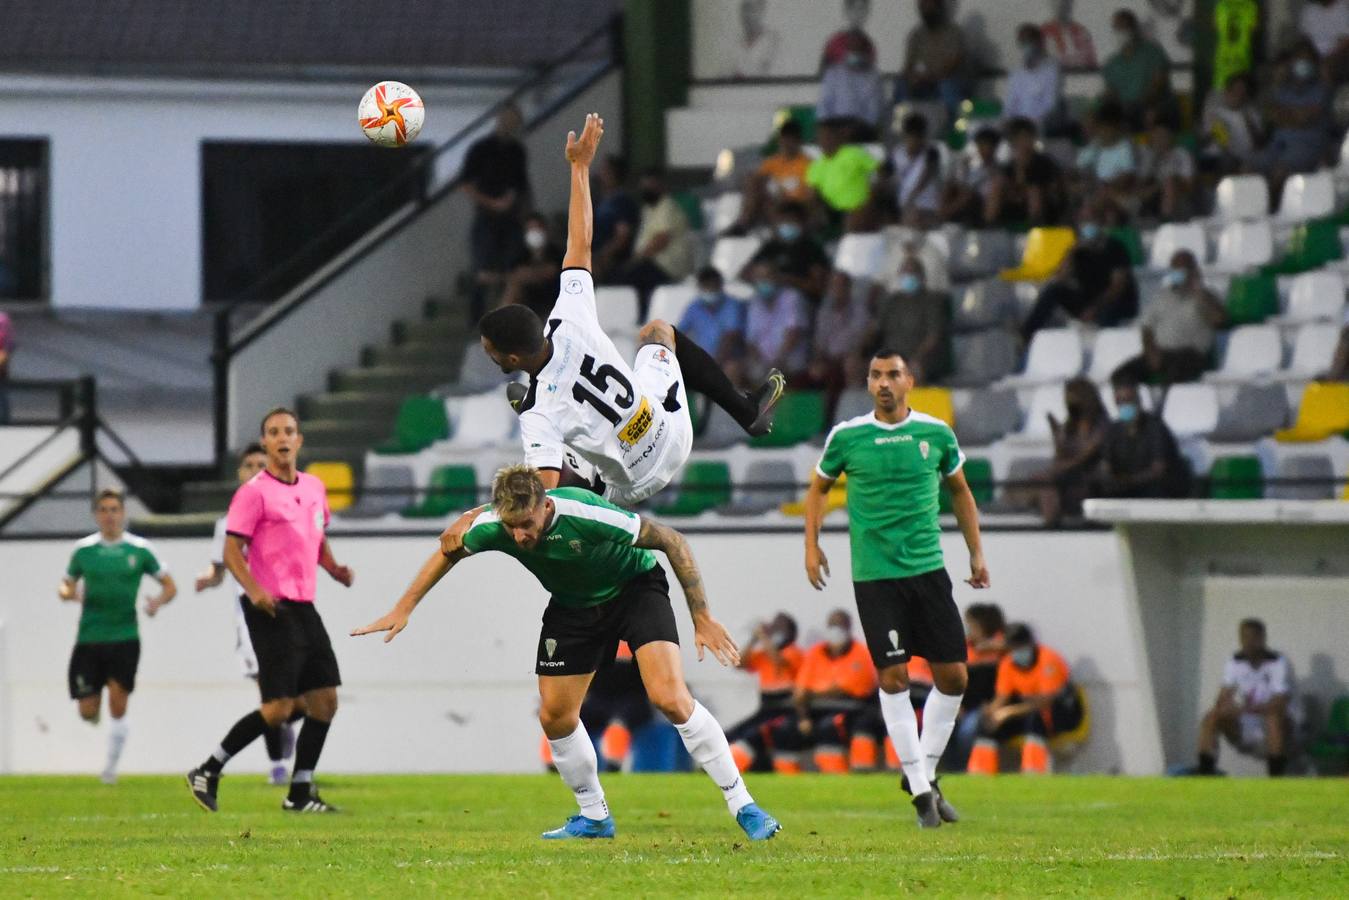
[
  {"xmin": 742, "ymin": 201, "xmax": 830, "ymax": 300},
  {"xmin": 1114, "ymin": 250, "xmax": 1225, "ymax": 388},
  {"xmin": 1021, "ymin": 197, "xmax": 1138, "ymax": 342},
  {"xmin": 1257, "ymin": 41, "xmax": 1333, "ymax": 204},
  {"xmin": 988, "ymin": 117, "xmax": 1066, "ymax": 226},
  {"xmin": 1073, "ymin": 100, "xmax": 1138, "ymax": 212},
  {"xmin": 615, "ymin": 167, "xmax": 695, "ymax": 319},
  {"xmin": 1097, "ymin": 373, "xmax": 1191, "ymax": 500},
  {"xmin": 868, "ymin": 256, "xmax": 951, "ymax": 385},
  {"xmin": 676, "ymin": 267, "xmax": 749, "ymax": 388},
  {"xmin": 1041, "ymin": 0, "xmax": 1096, "ymax": 71},
  {"xmin": 1003, "ymin": 24, "xmax": 1065, "ymax": 136},
  {"xmin": 821, "ymin": 0, "xmax": 876, "ymax": 70},
  {"xmin": 500, "ymin": 214, "xmax": 565, "ymax": 318},
  {"xmin": 1100, "ymin": 9, "xmax": 1175, "ymax": 131},
  {"xmin": 895, "ymin": 0, "xmax": 969, "ymax": 125},
  {"xmin": 1137, "ymin": 115, "xmax": 1196, "ymax": 222},
  {"xmin": 1299, "ymin": 0, "xmax": 1349, "ymax": 84},
  {"xmin": 745, "ymin": 260, "xmax": 812, "ymax": 383},
  {"xmin": 727, "ymin": 613, "xmax": 806, "ymax": 772},
  {"xmin": 968, "ymin": 623, "xmax": 1082, "ymax": 775},
  {"xmin": 728, "ymin": 121, "xmax": 813, "ymax": 236},
  {"xmin": 1039, "ymin": 377, "xmax": 1109, "ymax": 527},
  {"xmin": 816, "ymin": 31, "xmax": 885, "ymax": 140},
  {"xmin": 941, "ymin": 127, "xmax": 1001, "ymax": 227},
  {"xmin": 808, "ymin": 271, "xmax": 871, "ymax": 414}
]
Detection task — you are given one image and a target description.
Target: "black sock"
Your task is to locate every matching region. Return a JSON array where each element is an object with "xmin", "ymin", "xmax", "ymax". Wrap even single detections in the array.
[
  {"xmin": 1197, "ymin": 752, "xmax": 1217, "ymax": 775},
  {"xmin": 288, "ymin": 707, "xmax": 306, "ymax": 724},
  {"xmin": 262, "ymin": 726, "xmax": 283, "ymax": 763},
  {"xmin": 1267, "ymin": 755, "xmax": 1287, "ymax": 777},
  {"xmin": 289, "ymin": 717, "xmax": 332, "ymax": 797},
  {"xmin": 203, "ymin": 710, "xmax": 269, "ymax": 774},
  {"xmin": 671, "ymin": 327, "xmax": 757, "ymax": 430}
]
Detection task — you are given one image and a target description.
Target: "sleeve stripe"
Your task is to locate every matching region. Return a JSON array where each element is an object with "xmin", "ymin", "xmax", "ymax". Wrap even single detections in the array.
[
  {"xmin": 944, "ymin": 448, "xmax": 967, "ymax": 478},
  {"xmin": 553, "ymin": 497, "xmax": 639, "ymax": 538}
]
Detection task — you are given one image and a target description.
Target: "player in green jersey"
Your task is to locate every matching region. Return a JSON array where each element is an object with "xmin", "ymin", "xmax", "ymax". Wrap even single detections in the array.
[
  {"xmin": 354, "ymin": 465, "xmax": 782, "ymax": 842},
  {"xmin": 58, "ymin": 488, "xmax": 177, "ymax": 783},
  {"xmin": 804, "ymin": 350, "xmax": 989, "ymax": 829}
]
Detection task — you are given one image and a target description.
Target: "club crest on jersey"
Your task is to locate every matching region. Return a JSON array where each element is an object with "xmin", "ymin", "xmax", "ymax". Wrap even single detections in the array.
[
  {"xmin": 569, "ymin": 540, "xmax": 584, "ymax": 555},
  {"xmin": 919, "ymin": 440, "xmax": 930, "ymax": 460},
  {"xmin": 617, "ymin": 396, "xmax": 654, "ymax": 447},
  {"xmin": 564, "ymin": 278, "xmax": 584, "ymax": 294},
  {"xmin": 128, "ymin": 556, "xmax": 138, "ymax": 569},
  {"xmin": 545, "ymin": 638, "xmax": 558, "ymax": 659}
]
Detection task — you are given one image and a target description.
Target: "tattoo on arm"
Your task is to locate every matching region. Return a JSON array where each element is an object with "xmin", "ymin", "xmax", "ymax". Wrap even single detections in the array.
[{"xmin": 637, "ymin": 518, "xmax": 708, "ymax": 619}]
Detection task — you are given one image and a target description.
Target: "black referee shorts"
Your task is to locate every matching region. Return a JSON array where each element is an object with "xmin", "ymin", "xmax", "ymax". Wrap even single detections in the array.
[
  {"xmin": 68, "ymin": 639, "xmax": 140, "ymax": 699},
  {"xmin": 853, "ymin": 568, "xmax": 966, "ymax": 670},
  {"xmin": 535, "ymin": 565, "xmax": 678, "ymax": 676},
  {"xmin": 239, "ymin": 597, "xmax": 342, "ymax": 702}
]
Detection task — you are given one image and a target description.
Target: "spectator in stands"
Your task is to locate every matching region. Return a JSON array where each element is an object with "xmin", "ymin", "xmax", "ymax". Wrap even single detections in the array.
[
  {"xmin": 460, "ymin": 103, "xmax": 530, "ymax": 323},
  {"xmin": 1114, "ymin": 251, "xmax": 1225, "ymax": 387},
  {"xmin": 894, "ymin": 0, "xmax": 969, "ymax": 125},
  {"xmin": 0, "ymin": 309, "xmax": 12, "ymax": 424},
  {"xmin": 806, "ymin": 118, "xmax": 881, "ymax": 228},
  {"xmin": 728, "ymin": 121, "xmax": 811, "ymax": 235},
  {"xmin": 1021, "ymin": 198, "xmax": 1138, "ymax": 341},
  {"xmin": 1004, "ymin": 24, "xmax": 1065, "ymax": 136},
  {"xmin": 745, "ymin": 260, "xmax": 812, "ymax": 383},
  {"xmin": 1042, "ymin": 0, "xmax": 1096, "ymax": 71},
  {"xmin": 941, "ymin": 126, "xmax": 1000, "ymax": 226},
  {"xmin": 886, "ymin": 113, "xmax": 943, "ymax": 229},
  {"xmin": 1073, "ymin": 100, "xmax": 1139, "ymax": 211},
  {"xmin": 616, "ymin": 167, "xmax": 695, "ymax": 318},
  {"xmin": 821, "ymin": 0, "xmax": 875, "ymax": 70},
  {"xmin": 1097, "ymin": 373, "xmax": 1191, "ymax": 499},
  {"xmin": 728, "ymin": 613, "xmax": 804, "ymax": 772},
  {"xmin": 808, "ymin": 271, "xmax": 870, "ymax": 411},
  {"xmin": 499, "ymin": 214, "xmax": 564, "ymax": 318},
  {"xmin": 1101, "ymin": 9, "xmax": 1175, "ymax": 131},
  {"xmin": 677, "ymin": 267, "xmax": 748, "ymax": 388},
  {"xmin": 968, "ymin": 623, "xmax": 1083, "ymax": 774},
  {"xmin": 1137, "ymin": 115, "xmax": 1196, "ymax": 221},
  {"xmin": 987, "ymin": 117, "xmax": 1066, "ymax": 226},
  {"xmin": 1198, "ymin": 618, "xmax": 1296, "ymax": 777},
  {"xmin": 1300, "ymin": 0, "xmax": 1349, "ymax": 83},
  {"xmin": 1039, "ymin": 377, "xmax": 1109, "ymax": 527},
  {"xmin": 867, "ymin": 256, "xmax": 951, "ymax": 384},
  {"xmin": 743, "ymin": 201, "xmax": 831, "ymax": 301},
  {"xmin": 1258, "ymin": 41, "xmax": 1334, "ymax": 202},
  {"xmin": 592, "ymin": 155, "xmax": 639, "ymax": 282},
  {"xmin": 1200, "ymin": 71, "xmax": 1266, "ymax": 175},
  {"xmin": 817, "ymin": 31, "xmax": 886, "ymax": 140},
  {"xmin": 952, "ymin": 603, "xmax": 1007, "ymax": 767},
  {"xmin": 734, "ymin": 0, "xmax": 780, "ymax": 79}
]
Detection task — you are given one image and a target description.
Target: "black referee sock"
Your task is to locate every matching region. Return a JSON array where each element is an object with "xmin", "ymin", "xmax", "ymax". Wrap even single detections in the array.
[
  {"xmin": 203, "ymin": 710, "xmax": 269, "ymax": 774},
  {"xmin": 671, "ymin": 327, "xmax": 758, "ymax": 430},
  {"xmin": 289, "ymin": 717, "xmax": 332, "ymax": 798},
  {"xmin": 262, "ymin": 727, "xmax": 283, "ymax": 763}
]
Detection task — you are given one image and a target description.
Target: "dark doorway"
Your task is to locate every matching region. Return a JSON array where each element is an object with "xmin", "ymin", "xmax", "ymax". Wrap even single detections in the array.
[{"xmin": 0, "ymin": 140, "xmax": 49, "ymax": 301}]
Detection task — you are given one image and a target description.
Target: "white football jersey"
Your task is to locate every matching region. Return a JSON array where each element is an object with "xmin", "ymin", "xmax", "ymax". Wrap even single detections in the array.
[
  {"xmin": 517, "ymin": 269, "xmax": 675, "ymax": 491},
  {"xmin": 1222, "ymin": 651, "xmax": 1291, "ymax": 709}
]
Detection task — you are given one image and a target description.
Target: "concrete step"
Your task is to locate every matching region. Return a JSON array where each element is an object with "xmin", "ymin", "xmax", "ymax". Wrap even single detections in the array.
[
  {"xmin": 329, "ymin": 365, "xmax": 455, "ymax": 394},
  {"xmin": 180, "ymin": 480, "xmax": 237, "ymax": 514},
  {"xmin": 301, "ymin": 418, "xmax": 390, "ymax": 448},
  {"xmin": 363, "ymin": 342, "xmax": 456, "ymax": 368},
  {"xmin": 393, "ymin": 316, "xmax": 468, "ymax": 344},
  {"xmin": 298, "ymin": 391, "xmax": 405, "ymax": 423}
]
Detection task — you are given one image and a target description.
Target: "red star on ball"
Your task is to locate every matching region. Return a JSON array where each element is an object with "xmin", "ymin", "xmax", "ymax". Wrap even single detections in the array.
[{"xmin": 360, "ymin": 83, "xmax": 421, "ymax": 145}]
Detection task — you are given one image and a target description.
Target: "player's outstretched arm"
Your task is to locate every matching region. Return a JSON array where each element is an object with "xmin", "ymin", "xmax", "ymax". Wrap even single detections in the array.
[
  {"xmin": 635, "ymin": 517, "xmax": 739, "ymax": 666},
  {"xmin": 561, "ymin": 113, "xmax": 604, "ymax": 271},
  {"xmin": 143, "ymin": 572, "xmax": 177, "ymax": 617},
  {"xmin": 803, "ymin": 472, "xmax": 834, "ymax": 590},
  {"xmin": 944, "ymin": 469, "xmax": 990, "ymax": 589},
  {"xmin": 351, "ymin": 547, "xmax": 466, "ymax": 643}
]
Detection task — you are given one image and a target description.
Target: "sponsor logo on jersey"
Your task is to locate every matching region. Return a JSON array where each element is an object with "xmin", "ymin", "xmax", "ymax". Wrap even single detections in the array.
[
  {"xmin": 626, "ymin": 420, "xmax": 666, "ymax": 469},
  {"xmin": 547, "ymin": 533, "xmax": 564, "ymax": 541},
  {"xmin": 875, "ymin": 434, "xmax": 913, "ymax": 445},
  {"xmin": 919, "ymin": 440, "xmax": 930, "ymax": 460},
  {"xmin": 617, "ymin": 396, "xmax": 654, "ymax": 447},
  {"xmin": 655, "ymin": 348, "xmax": 671, "ymax": 364}
]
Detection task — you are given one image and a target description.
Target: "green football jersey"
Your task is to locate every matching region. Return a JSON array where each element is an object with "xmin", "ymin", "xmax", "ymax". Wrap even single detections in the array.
[
  {"xmin": 66, "ymin": 532, "xmax": 165, "ymax": 644},
  {"xmin": 462, "ymin": 487, "xmax": 658, "ymax": 608},
  {"xmin": 816, "ymin": 410, "xmax": 965, "ymax": 582}
]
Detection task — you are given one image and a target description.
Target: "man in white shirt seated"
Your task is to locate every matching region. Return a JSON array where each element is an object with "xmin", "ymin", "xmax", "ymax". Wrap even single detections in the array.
[
  {"xmin": 1004, "ymin": 24, "xmax": 1065, "ymax": 136},
  {"xmin": 1197, "ymin": 619, "xmax": 1297, "ymax": 777}
]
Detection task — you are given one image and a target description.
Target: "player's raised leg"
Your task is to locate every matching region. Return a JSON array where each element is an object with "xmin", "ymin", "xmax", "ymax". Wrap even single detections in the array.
[{"xmin": 538, "ymin": 671, "xmax": 615, "ymax": 839}]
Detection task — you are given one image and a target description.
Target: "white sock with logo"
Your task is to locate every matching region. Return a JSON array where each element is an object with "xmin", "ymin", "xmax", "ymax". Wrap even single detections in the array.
[
  {"xmin": 547, "ymin": 723, "xmax": 609, "ymax": 821},
  {"xmin": 106, "ymin": 717, "xmax": 129, "ymax": 775},
  {"xmin": 673, "ymin": 701, "xmax": 753, "ymax": 815},
  {"xmin": 878, "ymin": 689, "xmax": 930, "ymax": 797},
  {"xmin": 921, "ymin": 688, "xmax": 964, "ymax": 781}
]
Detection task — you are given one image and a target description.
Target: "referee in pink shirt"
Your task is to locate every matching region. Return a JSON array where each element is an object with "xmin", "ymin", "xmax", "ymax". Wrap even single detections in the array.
[{"xmin": 187, "ymin": 407, "xmax": 354, "ymax": 813}]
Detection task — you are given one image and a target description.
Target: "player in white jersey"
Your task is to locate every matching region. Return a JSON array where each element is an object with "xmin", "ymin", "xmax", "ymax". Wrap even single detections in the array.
[
  {"xmin": 194, "ymin": 443, "xmax": 296, "ymax": 785},
  {"xmin": 1197, "ymin": 618, "xmax": 1298, "ymax": 777},
  {"xmin": 475, "ymin": 113, "xmax": 784, "ymax": 507}
]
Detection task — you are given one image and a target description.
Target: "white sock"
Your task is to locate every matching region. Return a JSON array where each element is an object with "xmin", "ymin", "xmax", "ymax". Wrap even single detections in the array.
[
  {"xmin": 920, "ymin": 688, "xmax": 964, "ymax": 781},
  {"xmin": 673, "ymin": 701, "xmax": 754, "ymax": 815},
  {"xmin": 106, "ymin": 717, "xmax": 129, "ymax": 774},
  {"xmin": 878, "ymin": 689, "xmax": 930, "ymax": 797},
  {"xmin": 548, "ymin": 723, "xmax": 609, "ymax": 821}
]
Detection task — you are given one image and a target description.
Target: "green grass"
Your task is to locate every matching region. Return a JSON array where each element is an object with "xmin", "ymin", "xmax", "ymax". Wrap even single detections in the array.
[{"xmin": 1, "ymin": 774, "xmax": 1345, "ymax": 897}]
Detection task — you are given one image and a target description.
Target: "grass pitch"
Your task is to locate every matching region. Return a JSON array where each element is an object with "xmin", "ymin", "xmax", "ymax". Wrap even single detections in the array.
[{"xmin": 0, "ymin": 774, "xmax": 1344, "ymax": 897}]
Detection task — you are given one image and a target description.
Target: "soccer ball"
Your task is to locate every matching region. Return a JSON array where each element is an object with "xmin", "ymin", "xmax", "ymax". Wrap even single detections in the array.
[{"xmin": 358, "ymin": 81, "xmax": 425, "ymax": 148}]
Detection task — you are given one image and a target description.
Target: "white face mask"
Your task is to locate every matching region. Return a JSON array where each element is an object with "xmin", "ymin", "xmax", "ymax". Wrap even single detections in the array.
[
  {"xmin": 826, "ymin": 625, "xmax": 850, "ymax": 647},
  {"xmin": 1113, "ymin": 28, "xmax": 1132, "ymax": 51}
]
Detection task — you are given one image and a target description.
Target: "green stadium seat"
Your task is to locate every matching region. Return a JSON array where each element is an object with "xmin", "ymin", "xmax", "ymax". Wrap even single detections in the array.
[
  {"xmin": 1266, "ymin": 218, "xmax": 1343, "ymax": 274},
  {"xmin": 649, "ymin": 461, "xmax": 732, "ymax": 517},
  {"xmin": 940, "ymin": 458, "xmax": 993, "ymax": 513},
  {"xmin": 773, "ymin": 105, "xmax": 817, "ymax": 144},
  {"xmin": 376, "ymin": 395, "xmax": 450, "ymax": 455},
  {"xmin": 673, "ymin": 191, "xmax": 703, "ymax": 231},
  {"xmin": 1107, "ymin": 226, "xmax": 1145, "ymax": 266},
  {"xmin": 750, "ymin": 391, "xmax": 826, "ymax": 448},
  {"xmin": 1225, "ymin": 272, "xmax": 1279, "ymax": 325},
  {"xmin": 1208, "ymin": 456, "xmax": 1263, "ymax": 500},
  {"xmin": 1309, "ymin": 695, "xmax": 1349, "ymax": 772},
  {"xmin": 401, "ymin": 465, "xmax": 477, "ymax": 519}
]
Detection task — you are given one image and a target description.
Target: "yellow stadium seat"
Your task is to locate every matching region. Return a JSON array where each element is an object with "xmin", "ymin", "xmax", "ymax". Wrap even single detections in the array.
[
  {"xmin": 781, "ymin": 474, "xmax": 847, "ymax": 516},
  {"xmin": 1274, "ymin": 383, "xmax": 1349, "ymax": 443},
  {"xmin": 306, "ymin": 461, "xmax": 355, "ymax": 511},
  {"xmin": 1000, "ymin": 227, "xmax": 1076, "ymax": 282},
  {"xmin": 908, "ymin": 387, "xmax": 955, "ymax": 427}
]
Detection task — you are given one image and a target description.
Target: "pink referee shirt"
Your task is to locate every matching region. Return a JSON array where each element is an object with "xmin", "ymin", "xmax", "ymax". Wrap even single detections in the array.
[{"xmin": 226, "ymin": 470, "xmax": 330, "ymax": 602}]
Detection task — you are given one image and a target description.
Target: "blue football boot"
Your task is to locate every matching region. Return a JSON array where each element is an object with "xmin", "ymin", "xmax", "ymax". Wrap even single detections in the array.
[
  {"xmin": 541, "ymin": 814, "xmax": 616, "ymax": 840},
  {"xmin": 735, "ymin": 803, "xmax": 782, "ymax": 840}
]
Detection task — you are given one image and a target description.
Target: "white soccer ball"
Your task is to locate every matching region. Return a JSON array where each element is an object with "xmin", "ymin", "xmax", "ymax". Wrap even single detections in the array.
[{"xmin": 358, "ymin": 81, "xmax": 425, "ymax": 148}]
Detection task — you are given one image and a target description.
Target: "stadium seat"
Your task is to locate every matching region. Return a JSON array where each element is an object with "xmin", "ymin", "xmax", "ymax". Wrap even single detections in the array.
[
  {"xmin": 720, "ymin": 460, "xmax": 798, "ymax": 516},
  {"xmin": 1106, "ymin": 226, "xmax": 1144, "ymax": 266},
  {"xmin": 993, "ymin": 454, "xmax": 1052, "ymax": 509},
  {"xmin": 1212, "ymin": 220, "xmax": 1274, "ymax": 273},
  {"xmin": 305, "ymin": 461, "xmax": 355, "ymax": 511},
  {"xmin": 376, "ymin": 394, "xmax": 450, "ymax": 454},
  {"xmin": 1282, "ymin": 270, "xmax": 1345, "ymax": 322},
  {"xmin": 1225, "ymin": 272, "xmax": 1280, "ymax": 324},
  {"xmin": 999, "ymin": 227, "xmax": 1075, "ymax": 282},
  {"xmin": 443, "ymin": 391, "xmax": 518, "ymax": 449},
  {"xmin": 692, "ymin": 405, "xmax": 746, "ymax": 450},
  {"xmin": 1210, "ymin": 384, "xmax": 1289, "ymax": 442},
  {"xmin": 751, "ymin": 390, "xmax": 825, "ymax": 447},
  {"xmin": 1207, "ymin": 455, "xmax": 1263, "ymax": 499},
  {"xmin": 951, "ymin": 329, "xmax": 1020, "ymax": 386},
  {"xmin": 774, "ymin": 104, "xmax": 817, "ymax": 142},
  {"xmin": 1279, "ymin": 324, "xmax": 1342, "ymax": 381},
  {"xmin": 1148, "ymin": 222, "xmax": 1208, "ymax": 270},
  {"xmin": 1278, "ymin": 171, "xmax": 1335, "ymax": 223},
  {"xmin": 1270, "ymin": 219, "xmax": 1343, "ymax": 273},
  {"xmin": 710, "ymin": 235, "xmax": 763, "ymax": 281},
  {"xmin": 648, "ymin": 283, "xmax": 698, "ymax": 326},
  {"xmin": 834, "ymin": 387, "xmax": 873, "ymax": 422},
  {"xmin": 672, "ymin": 191, "xmax": 703, "ymax": 230},
  {"xmin": 908, "ymin": 387, "xmax": 954, "ymax": 427},
  {"xmin": 1009, "ymin": 384, "xmax": 1068, "ymax": 442},
  {"xmin": 401, "ymin": 465, "xmax": 478, "ymax": 518},
  {"xmin": 1005, "ymin": 327, "xmax": 1084, "ymax": 385},
  {"xmin": 833, "ymin": 232, "xmax": 886, "ymax": 280},
  {"xmin": 447, "ymin": 343, "xmax": 505, "ymax": 395},
  {"xmin": 595, "ymin": 287, "xmax": 640, "ymax": 336},
  {"xmin": 1275, "ymin": 382, "xmax": 1349, "ymax": 442},
  {"xmin": 953, "ymin": 279, "xmax": 1014, "ymax": 331},
  {"xmin": 1214, "ymin": 175, "xmax": 1269, "ymax": 221},
  {"xmin": 951, "ymin": 229, "xmax": 1017, "ymax": 280},
  {"xmin": 1309, "ymin": 695, "xmax": 1349, "ymax": 772},
  {"xmin": 341, "ymin": 463, "xmax": 415, "ymax": 518},
  {"xmin": 1160, "ymin": 384, "xmax": 1220, "ymax": 439},
  {"xmin": 1206, "ymin": 324, "xmax": 1283, "ymax": 382},
  {"xmin": 1267, "ymin": 453, "xmax": 1336, "ymax": 499},
  {"xmin": 649, "ymin": 461, "xmax": 732, "ymax": 517},
  {"xmin": 781, "ymin": 473, "xmax": 848, "ymax": 516},
  {"xmin": 938, "ymin": 457, "xmax": 993, "ymax": 512},
  {"xmin": 1087, "ymin": 326, "xmax": 1143, "ymax": 382},
  {"xmin": 954, "ymin": 389, "xmax": 1021, "ymax": 446},
  {"xmin": 709, "ymin": 192, "xmax": 743, "ymax": 234}
]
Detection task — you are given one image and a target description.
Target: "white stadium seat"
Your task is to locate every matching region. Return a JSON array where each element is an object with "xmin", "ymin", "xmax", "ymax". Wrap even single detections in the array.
[
  {"xmin": 1214, "ymin": 175, "xmax": 1269, "ymax": 221},
  {"xmin": 1009, "ymin": 383, "xmax": 1068, "ymax": 441},
  {"xmin": 1282, "ymin": 270, "xmax": 1346, "ymax": 322},
  {"xmin": 647, "ymin": 282, "xmax": 697, "ymax": 326},
  {"xmin": 709, "ymin": 192, "xmax": 743, "ymax": 234},
  {"xmin": 1278, "ymin": 322, "xmax": 1341, "ymax": 380},
  {"xmin": 1278, "ymin": 171, "xmax": 1335, "ymax": 222},
  {"xmin": 710, "ymin": 235, "xmax": 762, "ymax": 281},
  {"xmin": 1003, "ymin": 327, "xmax": 1084, "ymax": 386},
  {"xmin": 594, "ymin": 286, "xmax": 640, "ymax": 336},
  {"xmin": 1087, "ymin": 326, "xmax": 1143, "ymax": 382},
  {"xmin": 444, "ymin": 391, "xmax": 519, "ymax": 449},
  {"xmin": 832, "ymin": 232, "xmax": 886, "ymax": 281},
  {"xmin": 1206, "ymin": 324, "xmax": 1284, "ymax": 383},
  {"xmin": 1161, "ymin": 383, "xmax": 1220, "ymax": 439},
  {"xmin": 1148, "ymin": 222, "xmax": 1208, "ymax": 270},
  {"xmin": 1212, "ymin": 220, "xmax": 1274, "ymax": 273}
]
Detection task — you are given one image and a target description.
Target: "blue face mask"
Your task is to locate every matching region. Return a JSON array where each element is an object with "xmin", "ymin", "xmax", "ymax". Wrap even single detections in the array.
[
  {"xmin": 1011, "ymin": 647, "xmax": 1035, "ymax": 668},
  {"xmin": 1162, "ymin": 268, "xmax": 1186, "ymax": 289},
  {"xmin": 1080, "ymin": 223, "xmax": 1101, "ymax": 242},
  {"xmin": 777, "ymin": 223, "xmax": 803, "ymax": 242},
  {"xmin": 755, "ymin": 280, "xmax": 777, "ymax": 298},
  {"xmin": 898, "ymin": 273, "xmax": 922, "ymax": 294},
  {"xmin": 1117, "ymin": 401, "xmax": 1139, "ymax": 423}
]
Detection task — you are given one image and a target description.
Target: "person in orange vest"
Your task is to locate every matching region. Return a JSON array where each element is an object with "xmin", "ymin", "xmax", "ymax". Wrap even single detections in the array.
[
  {"xmin": 770, "ymin": 609, "xmax": 879, "ymax": 773},
  {"xmin": 967, "ymin": 623, "xmax": 1081, "ymax": 774},
  {"xmin": 728, "ymin": 614, "xmax": 805, "ymax": 772}
]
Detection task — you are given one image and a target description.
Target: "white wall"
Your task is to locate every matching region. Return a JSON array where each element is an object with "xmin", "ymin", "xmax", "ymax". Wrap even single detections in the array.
[
  {"xmin": 2, "ymin": 529, "xmax": 1169, "ymax": 775},
  {"xmin": 0, "ymin": 75, "xmax": 507, "ymax": 311}
]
